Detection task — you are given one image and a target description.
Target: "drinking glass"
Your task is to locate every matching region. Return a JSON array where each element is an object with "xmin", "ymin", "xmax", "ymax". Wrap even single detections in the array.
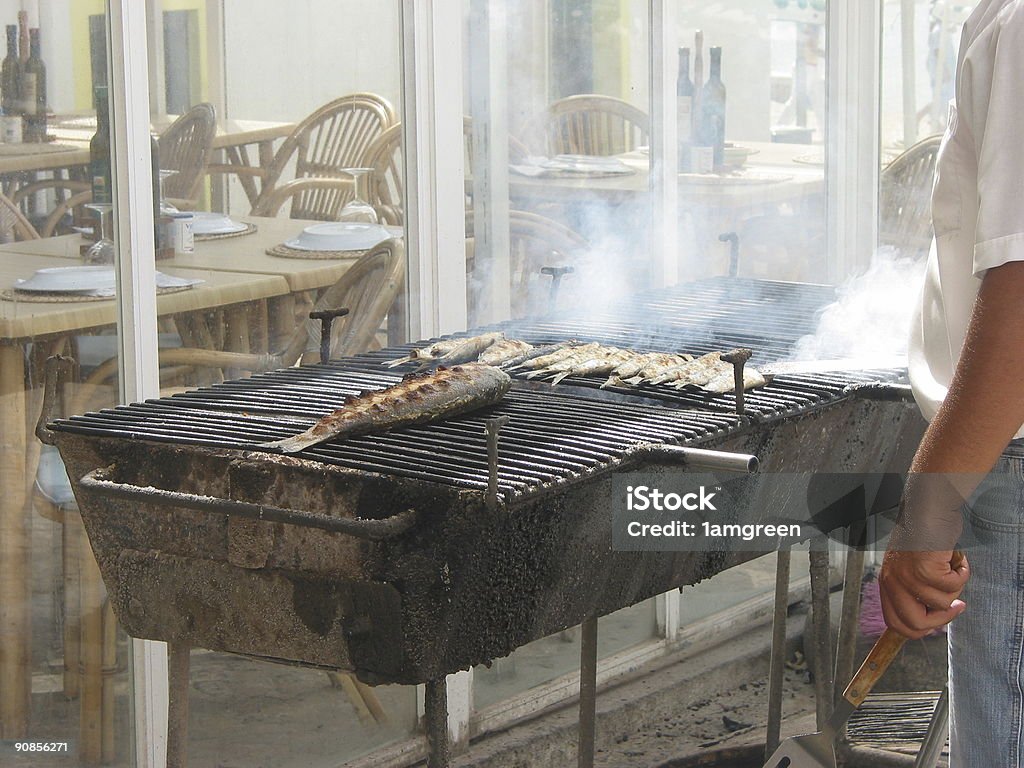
[
  {"xmin": 158, "ymin": 169, "xmax": 179, "ymax": 215},
  {"xmin": 83, "ymin": 203, "xmax": 115, "ymax": 264},
  {"xmin": 337, "ymin": 168, "xmax": 378, "ymax": 224}
]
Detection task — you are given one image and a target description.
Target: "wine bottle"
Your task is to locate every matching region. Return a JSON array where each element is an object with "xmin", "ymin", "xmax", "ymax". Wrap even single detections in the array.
[
  {"xmin": 689, "ymin": 31, "xmax": 713, "ymax": 173},
  {"xmin": 1, "ymin": 26, "xmax": 19, "ymax": 116},
  {"xmin": 17, "ymin": 11, "xmax": 27, "ymax": 63},
  {"xmin": 699, "ymin": 47, "xmax": 727, "ymax": 169},
  {"xmin": 22, "ymin": 28, "xmax": 45, "ymax": 142},
  {"xmin": 90, "ymin": 86, "xmax": 112, "ymax": 204},
  {"xmin": 677, "ymin": 47, "xmax": 693, "ymax": 173}
]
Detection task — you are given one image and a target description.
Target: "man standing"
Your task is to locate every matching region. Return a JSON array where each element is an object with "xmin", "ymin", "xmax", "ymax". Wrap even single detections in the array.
[{"xmin": 879, "ymin": 1, "xmax": 1024, "ymax": 764}]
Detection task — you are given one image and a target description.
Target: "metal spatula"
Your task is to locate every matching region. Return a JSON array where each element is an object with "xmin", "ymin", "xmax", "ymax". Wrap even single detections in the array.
[{"xmin": 762, "ymin": 551, "xmax": 963, "ymax": 768}]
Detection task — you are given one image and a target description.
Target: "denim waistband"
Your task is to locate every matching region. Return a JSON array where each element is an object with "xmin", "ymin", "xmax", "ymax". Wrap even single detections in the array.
[{"xmin": 1004, "ymin": 438, "xmax": 1024, "ymax": 460}]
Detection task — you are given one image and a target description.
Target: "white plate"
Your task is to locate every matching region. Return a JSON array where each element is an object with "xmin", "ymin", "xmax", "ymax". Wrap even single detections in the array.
[
  {"xmin": 284, "ymin": 223, "xmax": 401, "ymax": 252},
  {"xmin": 15, "ymin": 265, "xmax": 117, "ymax": 293},
  {"xmin": 191, "ymin": 212, "xmax": 248, "ymax": 235},
  {"xmin": 14, "ymin": 266, "xmax": 202, "ymax": 297}
]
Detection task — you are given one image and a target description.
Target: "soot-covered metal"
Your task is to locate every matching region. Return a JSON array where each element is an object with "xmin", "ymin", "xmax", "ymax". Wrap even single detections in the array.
[{"xmin": 49, "ymin": 278, "xmax": 925, "ymax": 687}]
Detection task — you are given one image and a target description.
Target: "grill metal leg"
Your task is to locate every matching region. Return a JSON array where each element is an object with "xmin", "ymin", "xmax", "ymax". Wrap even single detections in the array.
[
  {"xmin": 913, "ymin": 685, "xmax": 949, "ymax": 768},
  {"xmin": 424, "ymin": 678, "xmax": 450, "ymax": 768},
  {"xmin": 835, "ymin": 523, "xmax": 867, "ymax": 712},
  {"xmin": 809, "ymin": 544, "xmax": 834, "ymax": 730},
  {"xmin": 578, "ymin": 615, "xmax": 598, "ymax": 768},
  {"xmin": 765, "ymin": 547, "xmax": 791, "ymax": 758},
  {"xmin": 167, "ymin": 643, "xmax": 190, "ymax": 768}
]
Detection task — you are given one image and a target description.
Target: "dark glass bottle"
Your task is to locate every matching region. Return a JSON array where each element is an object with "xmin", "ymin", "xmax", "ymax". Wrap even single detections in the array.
[
  {"xmin": 1, "ymin": 26, "xmax": 19, "ymax": 115},
  {"xmin": 699, "ymin": 47, "xmax": 726, "ymax": 168},
  {"xmin": 22, "ymin": 28, "xmax": 46, "ymax": 141},
  {"xmin": 17, "ymin": 11, "xmax": 27, "ymax": 64},
  {"xmin": 677, "ymin": 47, "xmax": 693, "ymax": 172},
  {"xmin": 90, "ymin": 86, "xmax": 112, "ymax": 204}
]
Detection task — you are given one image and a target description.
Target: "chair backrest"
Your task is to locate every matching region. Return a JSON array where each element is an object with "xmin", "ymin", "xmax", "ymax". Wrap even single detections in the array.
[
  {"xmin": 363, "ymin": 123, "xmax": 404, "ymax": 225},
  {"xmin": 0, "ymin": 190, "xmax": 40, "ymax": 242},
  {"xmin": 158, "ymin": 102, "xmax": 218, "ymax": 206},
  {"xmin": 466, "ymin": 209, "xmax": 589, "ymax": 318},
  {"xmin": 879, "ymin": 135, "xmax": 943, "ymax": 257},
  {"xmin": 257, "ymin": 93, "xmax": 397, "ymax": 221},
  {"xmin": 281, "ymin": 238, "xmax": 406, "ymax": 364},
  {"xmin": 526, "ymin": 95, "xmax": 650, "ymax": 156}
]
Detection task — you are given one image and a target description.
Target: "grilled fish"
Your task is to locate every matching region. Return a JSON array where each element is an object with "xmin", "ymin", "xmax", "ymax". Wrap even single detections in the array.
[
  {"xmin": 550, "ymin": 348, "xmax": 635, "ymax": 384},
  {"xmin": 260, "ymin": 363, "xmax": 512, "ymax": 454},
  {"xmin": 516, "ymin": 342, "xmax": 599, "ymax": 372},
  {"xmin": 499, "ymin": 341, "xmax": 576, "ymax": 370},
  {"xmin": 703, "ymin": 367, "xmax": 768, "ymax": 394},
  {"xmin": 524, "ymin": 344, "xmax": 608, "ymax": 379},
  {"xmin": 384, "ymin": 339, "xmax": 462, "ymax": 368},
  {"xmin": 418, "ymin": 332, "xmax": 505, "ymax": 370},
  {"xmin": 478, "ymin": 338, "xmax": 533, "ymax": 366},
  {"xmin": 648, "ymin": 352, "xmax": 727, "ymax": 386},
  {"xmin": 622, "ymin": 353, "xmax": 694, "ymax": 385}
]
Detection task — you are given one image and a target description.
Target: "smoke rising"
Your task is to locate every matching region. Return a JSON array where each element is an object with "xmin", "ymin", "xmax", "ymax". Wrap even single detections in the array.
[{"xmin": 791, "ymin": 246, "xmax": 926, "ymax": 361}]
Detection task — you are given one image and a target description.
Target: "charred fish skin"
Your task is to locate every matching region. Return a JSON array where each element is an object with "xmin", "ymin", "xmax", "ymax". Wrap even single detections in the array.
[{"xmin": 260, "ymin": 363, "xmax": 512, "ymax": 454}]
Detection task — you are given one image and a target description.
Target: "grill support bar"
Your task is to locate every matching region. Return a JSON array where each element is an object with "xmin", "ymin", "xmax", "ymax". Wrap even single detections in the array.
[
  {"xmin": 765, "ymin": 546, "xmax": 791, "ymax": 758},
  {"xmin": 167, "ymin": 643, "xmax": 190, "ymax": 768},
  {"xmin": 425, "ymin": 678, "xmax": 450, "ymax": 768},
  {"xmin": 78, "ymin": 465, "xmax": 419, "ymax": 541},
  {"xmin": 578, "ymin": 616, "xmax": 598, "ymax": 768}
]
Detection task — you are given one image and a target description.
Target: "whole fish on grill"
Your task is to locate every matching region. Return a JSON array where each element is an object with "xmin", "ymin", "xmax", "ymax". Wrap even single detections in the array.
[
  {"xmin": 499, "ymin": 341, "xmax": 576, "ymax": 370},
  {"xmin": 384, "ymin": 339, "xmax": 463, "ymax": 368},
  {"xmin": 702, "ymin": 367, "xmax": 769, "ymax": 394},
  {"xmin": 416, "ymin": 332, "xmax": 505, "ymax": 370},
  {"xmin": 524, "ymin": 344, "xmax": 609, "ymax": 379},
  {"xmin": 260, "ymin": 363, "xmax": 512, "ymax": 454},
  {"xmin": 478, "ymin": 338, "xmax": 533, "ymax": 366},
  {"xmin": 549, "ymin": 348, "xmax": 636, "ymax": 385},
  {"xmin": 648, "ymin": 352, "xmax": 728, "ymax": 386},
  {"xmin": 622, "ymin": 353, "xmax": 694, "ymax": 385},
  {"xmin": 514, "ymin": 342, "xmax": 599, "ymax": 372}
]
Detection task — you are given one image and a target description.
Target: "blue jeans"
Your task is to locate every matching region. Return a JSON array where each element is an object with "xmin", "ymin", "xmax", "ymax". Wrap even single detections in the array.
[{"xmin": 950, "ymin": 442, "xmax": 1024, "ymax": 766}]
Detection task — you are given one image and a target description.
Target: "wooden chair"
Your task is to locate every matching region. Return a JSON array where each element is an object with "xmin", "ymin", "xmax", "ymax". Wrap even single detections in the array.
[
  {"xmin": 466, "ymin": 209, "xmax": 589, "ymax": 318},
  {"xmin": 75, "ymin": 239, "xmax": 406, "ymax": 400},
  {"xmin": 0, "ymin": 189, "xmax": 41, "ymax": 241},
  {"xmin": 11, "ymin": 180, "xmax": 90, "ymax": 238},
  {"xmin": 524, "ymin": 94, "xmax": 650, "ymax": 156},
  {"xmin": 251, "ymin": 93, "xmax": 397, "ymax": 221},
  {"xmin": 158, "ymin": 102, "xmax": 218, "ymax": 209},
  {"xmin": 879, "ymin": 135, "xmax": 942, "ymax": 258},
  {"xmin": 363, "ymin": 117, "xmax": 531, "ymax": 225}
]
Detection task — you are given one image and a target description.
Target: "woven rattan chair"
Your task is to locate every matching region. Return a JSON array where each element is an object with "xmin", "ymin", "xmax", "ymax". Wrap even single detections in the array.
[
  {"xmin": 466, "ymin": 209, "xmax": 589, "ymax": 318},
  {"xmin": 11, "ymin": 179, "xmax": 90, "ymax": 238},
  {"xmin": 879, "ymin": 135, "xmax": 942, "ymax": 257},
  {"xmin": 0, "ymin": 189, "xmax": 41, "ymax": 241},
  {"xmin": 363, "ymin": 117, "xmax": 530, "ymax": 225},
  {"xmin": 77, "ymin": 239, "xmax": 405, "ymax": 398},
  {"xmin": 524, "ymin": 94, "xmax": 650, "ymax": 156},
  {"xmin": 158, "ymin": 102, "xmax": 218, "ymax": 209},
  {"xmin": 251, "ymin": 93, "xmax": 397, "ymax": 220}
]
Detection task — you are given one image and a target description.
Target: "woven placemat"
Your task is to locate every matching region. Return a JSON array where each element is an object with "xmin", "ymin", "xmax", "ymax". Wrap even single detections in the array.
[
  {"xmin": 0, "ymin": 141, "xmax": 79, "ymax": 156},
  {"xmin": 1, "ymin": 284, "xmax": 195, "ymax": 303},
  {"xmin": 266, "ymin": 242, "xmax": 366, "ymax": 260},
  {"xmin": 194, "ymin": 222, "xmax": 257, "ymax": 242}
]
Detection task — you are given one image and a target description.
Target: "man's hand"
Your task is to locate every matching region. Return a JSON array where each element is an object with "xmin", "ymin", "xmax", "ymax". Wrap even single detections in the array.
[{"xmin": 878, "ymin": 548, "xmax": 969, "ymax": 639}]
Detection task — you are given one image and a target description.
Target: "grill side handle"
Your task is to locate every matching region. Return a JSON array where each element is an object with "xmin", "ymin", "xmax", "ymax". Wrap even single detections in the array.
[
  {"xmin": 632, "ymin": 445, "xmax": 759, "ymax": 474},
  {"xmin": 78, "ymin": 465, "xmax": 418, "ymax": 541}
]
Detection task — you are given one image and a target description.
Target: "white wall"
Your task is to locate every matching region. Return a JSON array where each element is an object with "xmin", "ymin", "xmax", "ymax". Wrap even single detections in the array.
[{"xmin": 222, "ymin": 0, "xmax": 403, "ymax": 123}]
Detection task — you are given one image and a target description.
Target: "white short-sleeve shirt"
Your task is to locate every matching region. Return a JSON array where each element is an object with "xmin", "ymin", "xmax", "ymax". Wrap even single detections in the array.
[{"xmin": 909, "ymin": 0, "xmax": 1024, "ymax": 436}]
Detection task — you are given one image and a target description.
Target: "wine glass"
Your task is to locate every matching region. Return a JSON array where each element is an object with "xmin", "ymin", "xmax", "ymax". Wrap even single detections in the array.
[
  {"xmin": 337, "ymin": 168, "xmax": 378, "ymax": 224},
  {"xmin": 83, "ymin": 203, "xmax": 115, "ymax": 264},
  {"xmin": 158, "ymin": 169, "xmax": 179, "ymax": 215}
]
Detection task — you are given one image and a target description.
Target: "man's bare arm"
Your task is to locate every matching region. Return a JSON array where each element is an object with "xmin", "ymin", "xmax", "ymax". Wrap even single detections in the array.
[{"xmin": 879, "ymin": 259, "xmax": 1024, "ymax": 638}]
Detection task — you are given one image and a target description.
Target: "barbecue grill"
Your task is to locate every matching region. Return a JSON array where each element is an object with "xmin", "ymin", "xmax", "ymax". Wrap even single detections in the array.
[{"xmin": 43, "ymin": 277, "xmax": 926, "ymax": 767}]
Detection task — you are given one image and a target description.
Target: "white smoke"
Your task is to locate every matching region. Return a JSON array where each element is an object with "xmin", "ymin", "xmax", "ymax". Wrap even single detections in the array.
[{"xmin": 791, "ymin": 246, "xmax": 926, "ymax": 361}]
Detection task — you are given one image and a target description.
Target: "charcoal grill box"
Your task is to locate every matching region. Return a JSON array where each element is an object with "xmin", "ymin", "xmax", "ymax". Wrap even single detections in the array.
[{"xmin": 50, "ymin": 278, "xmax": 926, "ymax": 686}]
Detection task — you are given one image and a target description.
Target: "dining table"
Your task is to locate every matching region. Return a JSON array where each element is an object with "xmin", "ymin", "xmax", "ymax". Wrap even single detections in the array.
[
  {"xmin": 0, "ymin": 116, "xmax": 295, "ymax": 209},
  {"xmin": 0, "ymin": 212, "xmax": 396, "ymax": 739}
]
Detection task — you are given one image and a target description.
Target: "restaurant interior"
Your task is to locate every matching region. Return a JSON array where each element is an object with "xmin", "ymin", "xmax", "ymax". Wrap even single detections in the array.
[{"xmin": 0, "ymin": 0, "xmax": 967, "ymax": 766}]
